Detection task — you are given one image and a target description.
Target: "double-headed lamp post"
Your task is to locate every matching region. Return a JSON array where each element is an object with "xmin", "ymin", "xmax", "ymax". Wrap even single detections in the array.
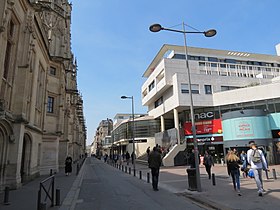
[
  {"xmin": 149, "ymin": 23, "xmax": 216, "ymax": 192},
  {"xmin": 121, "ymin": 95, "xmax": 136, "ymax": 174}
]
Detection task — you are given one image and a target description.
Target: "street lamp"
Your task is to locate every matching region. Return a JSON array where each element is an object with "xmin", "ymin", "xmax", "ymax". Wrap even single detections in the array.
[
  {"xmin": 121, "ymin": 95, "xmax": 136, "ymax": 175},
  {"xmin": 149, "ymin": 22, "xmax": 216, "ymax": 192}
]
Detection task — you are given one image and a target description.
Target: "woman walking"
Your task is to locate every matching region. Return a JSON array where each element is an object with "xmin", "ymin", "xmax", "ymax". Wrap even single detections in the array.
[
  {"xmin": 226, "ymin": 151, "xmax": 242, "ymax": 196},
  {"xmin": 65, "ymin": 155, "xmax": 73, "ymax": 176}
]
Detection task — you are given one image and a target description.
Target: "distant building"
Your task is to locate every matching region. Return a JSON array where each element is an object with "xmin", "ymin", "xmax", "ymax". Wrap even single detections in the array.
[
  {"xmin": 111, "ymin": 114, "xmax": 169, "ymax": 157},
  {"xmin": 142, "ymin": 44, "xmax": 280, "ymax": 166},
  {"xmin": 92, "ymin": 119, "xmax": 113, "ymax": 158}
]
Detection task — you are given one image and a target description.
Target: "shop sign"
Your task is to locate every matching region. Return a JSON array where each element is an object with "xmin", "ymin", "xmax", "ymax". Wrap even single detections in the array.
[
  {"xmin": 235, "ymin": 120, "xmax": 254, "ymax": 138},
  {"xmin": 184, "ymin": 119, "xmax": 222, "ymax": 135},
  {"xmin": 194, "ymin": 111, "xmax": 214, "ymax": 120},
  {"xmin": 187, "ymin": 136, "xmax": 223, "ymax": 143}
]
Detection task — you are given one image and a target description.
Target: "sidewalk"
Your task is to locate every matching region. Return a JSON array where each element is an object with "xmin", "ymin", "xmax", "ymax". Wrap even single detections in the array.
[
  {"xmin": 1, "ymin": 159, "xmax": 279, "ymax": 210},
  {"xmin": 131, "ymin": 162, "xmax": 280, "ymax": 210},
  {"xmin": 0, "ymin": 163, "xmax": 80, "ymax": 210}
]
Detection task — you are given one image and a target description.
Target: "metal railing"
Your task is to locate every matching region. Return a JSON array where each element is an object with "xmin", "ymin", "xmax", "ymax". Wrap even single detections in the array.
[{"xmin": 37, "ymin": 175, "xmax": 55, "ymax": 210}]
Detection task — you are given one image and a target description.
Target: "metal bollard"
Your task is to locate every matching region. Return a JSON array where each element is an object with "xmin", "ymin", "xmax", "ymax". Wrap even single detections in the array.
[
  {"xmin": 272, "ymin": 169, "xmax": 277, "ymax": 179},
  {"xmin": 139, "ymin": 171, "xmax": 142, "ymax": 179},
  {"xmin": 125, "ymin": 166, "xmax": 127, "ymax": 173},
  {"xmin": 3, "ymin": 186, "xmax": 10, "ymax": 205},
  {"xmin": 122, "ymin": 165, "xmax": 124, "ymax": 171},
  {"xmin": 129, "ymin": 167, "xmax": 131, "ymax": 174},
  {"xmin": 212, "ymin": 173, "xmax": 216, "ymax": 186},
  {"xmin": 133, "ymin": 169, "xmax": 136, "ymax": 176},
  {"xmin": 76, "ymin": 163, "xmax": 80, "ymax": 175},
  {"xmin": 50, "ymin": 169, "xmax": 53, "ymax": 176},
  {"xmin": 39, "ymin": 202, "xmax": 47, "ymax": 210},
  {"xmin": 56, "ymin": 189, "xmax": 61, "ymax": 206},
  {"xmin": 147, "ymin": 172, "xmax": 150, "ymax": 183}
]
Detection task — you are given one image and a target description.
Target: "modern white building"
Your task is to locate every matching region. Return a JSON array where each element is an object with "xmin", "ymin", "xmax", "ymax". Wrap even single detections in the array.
[{"xmin": 142, "ymin": 44, "xmax": 280, "ymax": 166}]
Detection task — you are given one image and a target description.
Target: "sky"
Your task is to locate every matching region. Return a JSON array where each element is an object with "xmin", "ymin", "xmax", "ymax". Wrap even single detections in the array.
[{"xmin": 70, "ymin": 0, "xmax": 280, "ymax": 146}]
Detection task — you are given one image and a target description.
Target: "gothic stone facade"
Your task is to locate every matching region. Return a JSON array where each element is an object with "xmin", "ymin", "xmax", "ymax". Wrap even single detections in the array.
[{"xmin": 0, "ymin": 0, "xmax": 86, "ymax": 190}]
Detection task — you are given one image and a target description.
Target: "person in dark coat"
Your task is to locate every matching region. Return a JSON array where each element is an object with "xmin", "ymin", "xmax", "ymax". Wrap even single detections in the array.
[
  {"xmin": 189, "ymin": 149, "xmax": 196, "ymax": 168},
  {"xmin": 65, "ymin": 155, "xmax": 73, "ymax": 176},
  {"xmin": 203, "ymin": 151, "xmax": 214, "ymax": 179},
  {"xmin": 148, "ymin": 147, "xmax": 162, "ymax": 191}
]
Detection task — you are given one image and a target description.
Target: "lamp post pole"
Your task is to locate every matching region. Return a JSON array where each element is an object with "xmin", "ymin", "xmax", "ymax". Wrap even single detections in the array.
[
  {"xmin": 121, "ymin": 96, "xmax": 136, "ymax": 174},
  {"xmin": 149, "ymin": 22, "xmax": 216, "ymax": 192}
]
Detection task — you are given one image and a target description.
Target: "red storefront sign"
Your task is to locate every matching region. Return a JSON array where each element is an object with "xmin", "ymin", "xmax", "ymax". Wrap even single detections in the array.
[{"xmin": 184, "ymin": 119, "xmax": 222, "ymax": 135}]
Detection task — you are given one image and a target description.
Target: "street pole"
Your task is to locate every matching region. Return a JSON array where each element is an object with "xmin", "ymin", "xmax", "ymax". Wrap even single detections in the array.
[
  {"xmin": 149, "ymin": 22, "xmax": 216, "ymax": 192},
  {"xmin": 131, "ymin": 96, "xmax": 136, "ymax": 174},
  {"xmin": 182, "ymin": 22, "xmax": 201, "ymax": 192},
  {"xmin": 121, "ymin": 95, "xmax": 136, "ymax": 173}
]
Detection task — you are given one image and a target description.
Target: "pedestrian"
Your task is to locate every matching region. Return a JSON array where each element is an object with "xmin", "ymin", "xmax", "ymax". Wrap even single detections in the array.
[
  {"xmin": 203, "ymin": 151, "xmax": 214, "ymax": 179},
  {"xmin": 148, "ymin": 147, "xmax": 162, "ymax": 191},
  {"xmin": 104, "ymin": 153, "xmax": 108, "ymax": 163},
  {"xmin": 247, "ymin": 141, "xmax": 268, "ymax": 196},
  {"xmin": 131, "ymin": 152, "xmax": 135, "ymax": 165},
  {"xmin": 240, "ymin": 150, "xmax": 248, "ymax": 178},
  {"xmin": 259, "ymin": 147, "xmax": 269, "ymax": 180},
  {"xmin": 125, "ymin": 151, "xmax": 130, "ymax": 165},
  {"xmin": 146, "ymin": 146, "xmax": 151, "ymax": 156},
  {"xmin": 189, "ymin": 149, "xmax": 196, "ymax": 168},
  {"xmin": 226, "ymin": 151, "xmax": 242, "ymax": 196},
  {"xmin": 65, "ymin": 155, "xmax": 73, "ymax": 176}
]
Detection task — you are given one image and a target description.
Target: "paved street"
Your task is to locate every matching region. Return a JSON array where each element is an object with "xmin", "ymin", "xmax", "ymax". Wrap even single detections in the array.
[
  {"xmin": 59, "ymin": 158, "xmax": 204, "ymax": 210},
  {"xmin": 1, "ymin": 157, "xmax": 280, "ymax": 210}
]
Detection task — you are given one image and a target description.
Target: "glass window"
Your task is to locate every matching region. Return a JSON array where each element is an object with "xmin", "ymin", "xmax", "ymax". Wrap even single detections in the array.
[
  {"xmin": 154, "ymin": 97, "xmax": 163, "ymax": 108},
  {"xmin": 220, "ymin": 64, "xmax": 226, "ymax": 68},
  {"xmin": 148, "ymin": 80, "xmax": 155, "ymax": 91},
  {"xmin": 204, "ymin": 85, "xmax": 212, "ymax": 94},
  {"xmin": 211, "ymin": 63, "xmax": 217, "ymax": 67},
  {"xmin": 181, "ymin": 83, "xmax": 189, "ymax": 93},
  {"xmin": 181, "ymin": 83, "xmax": 199, "ymax": 94},
  {"xmin": 47, "ymin": 96, "xmax": 54, "ymax": 113},
  {"xmin": 208, "ymin": 57, "xmax": 218, "ymax": 62},
  {"xmin": 49, "ymin": 66, "xmax": 56, "ymax": 75}
]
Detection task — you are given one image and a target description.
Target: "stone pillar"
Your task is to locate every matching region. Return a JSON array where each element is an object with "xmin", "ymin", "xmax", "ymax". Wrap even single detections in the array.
[
  {"xmin": 160, "ymin": 116, "xmax": 165, "ymax": 132},
  {"xmin": 173, "ymin": 108, "xmax": 180, "ymax": 144},
  {"xmin": 5, "ymin": 123, "xmax": 25, "ymax": 189}
]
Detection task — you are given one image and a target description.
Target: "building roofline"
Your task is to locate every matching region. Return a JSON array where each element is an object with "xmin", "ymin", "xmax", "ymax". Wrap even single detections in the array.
[{"xmin": 143, "ymin": 44, "xmax": 280, "ymax": 78}]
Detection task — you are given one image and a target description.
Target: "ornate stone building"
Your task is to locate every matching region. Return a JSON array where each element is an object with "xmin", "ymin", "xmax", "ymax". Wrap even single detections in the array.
[{"xmin": 0, "ymin": 0, "xmax": 86, "ymax": 190}]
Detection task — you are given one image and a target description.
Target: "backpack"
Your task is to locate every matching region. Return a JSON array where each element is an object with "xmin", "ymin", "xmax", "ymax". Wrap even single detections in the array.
[{"xmin": 251, "ymin": 149, "xmax": 261, "ymax": 163}]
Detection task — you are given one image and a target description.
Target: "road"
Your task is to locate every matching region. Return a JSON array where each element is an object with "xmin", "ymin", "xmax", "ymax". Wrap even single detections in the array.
[{"xmin": 70, "ymin": 157, "xmax": 205, "ymax": 210}]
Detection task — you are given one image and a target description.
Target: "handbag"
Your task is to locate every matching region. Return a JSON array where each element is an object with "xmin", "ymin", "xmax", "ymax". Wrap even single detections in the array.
[{"xmin": 248, "ymin": 169, "xmax": 254, "ymax": 178}]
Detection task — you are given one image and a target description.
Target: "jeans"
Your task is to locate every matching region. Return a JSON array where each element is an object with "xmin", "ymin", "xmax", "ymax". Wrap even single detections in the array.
[
  {"xmin": 230, "ymin": 169, "xmax": 240, "ymax": 191},
  {"xmin": 252, "ymin": 168, "xmax": 263, "ymax": 192},
  {"xmin": 151, "ymin": 167, "xmax": 160, "ymax": 190}
]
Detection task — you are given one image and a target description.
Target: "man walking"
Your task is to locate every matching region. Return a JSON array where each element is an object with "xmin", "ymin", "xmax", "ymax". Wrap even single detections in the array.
[
  {"xmin": 148, "ymin": 147, "xmax": 162, "ymax": 191},
  {"xmin": 247, "ymin": 141, "xmax": 268, "ymax": 196}
]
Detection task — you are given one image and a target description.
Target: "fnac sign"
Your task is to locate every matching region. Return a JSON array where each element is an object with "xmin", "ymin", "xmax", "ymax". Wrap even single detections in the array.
[{"xmin": 184, "ymin": 119, "xmax": 222, "ymax": 135}]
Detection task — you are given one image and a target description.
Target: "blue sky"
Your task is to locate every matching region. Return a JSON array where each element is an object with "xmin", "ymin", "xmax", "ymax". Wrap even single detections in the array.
[{"xmin": 70, "ymin": 0, "xmax": 280, "ymax": 145}]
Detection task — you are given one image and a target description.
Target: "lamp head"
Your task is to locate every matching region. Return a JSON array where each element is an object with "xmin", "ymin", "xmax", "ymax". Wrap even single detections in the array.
[
  {"xmin": 204, "ymin": 29, "xmax": 217, "ymax": 37},
  {"xmin": 121, "ymin": 96, "xmax": 127, "ymax": 99},
  {"xmin": 149, "ymin": 24, "xmax": 163, "ymax": 32}
]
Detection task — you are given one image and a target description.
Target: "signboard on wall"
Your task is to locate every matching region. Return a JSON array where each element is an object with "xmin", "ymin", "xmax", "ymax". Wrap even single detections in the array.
[
  {"xmin": 222, "ymin": 116, "xmax": 272, "ymax": 141},
  {"xmin": 235, "ymin": 119, "xmax": 254, "ymax": 138},
  {"xmin": 184, "ymin": 119, "xmax": 222, "ymax": 135}
]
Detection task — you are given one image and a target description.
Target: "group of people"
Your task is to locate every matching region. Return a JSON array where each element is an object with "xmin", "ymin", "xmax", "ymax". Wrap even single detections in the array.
[
  {"xmin": 226, "ymin": 140, "xmax": 268, "ymax": 196},
  {"xmin": 102, "ymin": 152, "xmax": 136, "ymax": 165}
]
